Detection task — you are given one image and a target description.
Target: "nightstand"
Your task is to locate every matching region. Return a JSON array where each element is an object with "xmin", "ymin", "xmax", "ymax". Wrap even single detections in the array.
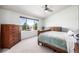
[{"xmin": 74, "ymin": 40, "xmax": 79, "ymax": 53}]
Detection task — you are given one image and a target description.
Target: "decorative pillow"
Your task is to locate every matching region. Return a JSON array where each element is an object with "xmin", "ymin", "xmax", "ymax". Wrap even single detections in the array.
[{"xmin": 67, "ymin": 30, "xmax": 74, "ymax": 36}]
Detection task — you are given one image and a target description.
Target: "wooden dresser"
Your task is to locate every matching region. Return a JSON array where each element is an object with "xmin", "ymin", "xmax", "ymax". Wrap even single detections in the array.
[{"xmin": 1, "ymin": 24, "xmax": 21, "ymax": 48}]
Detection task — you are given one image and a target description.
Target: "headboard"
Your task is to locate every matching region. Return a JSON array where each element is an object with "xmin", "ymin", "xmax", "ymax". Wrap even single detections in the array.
[{"xmin": 50, "ymin": 27, "xmax": 62, "ymax": 31}]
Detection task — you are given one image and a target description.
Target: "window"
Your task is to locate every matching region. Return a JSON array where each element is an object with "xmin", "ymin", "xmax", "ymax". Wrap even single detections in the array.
[{"xmin": 20, "ymin": 16, "xmax": 39, "ymax": 31}]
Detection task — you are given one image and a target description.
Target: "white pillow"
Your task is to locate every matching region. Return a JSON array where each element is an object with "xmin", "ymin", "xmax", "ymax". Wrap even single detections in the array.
[{"xmin": 67, "ymin": 30, "xmax": 74, "ymax": 36}]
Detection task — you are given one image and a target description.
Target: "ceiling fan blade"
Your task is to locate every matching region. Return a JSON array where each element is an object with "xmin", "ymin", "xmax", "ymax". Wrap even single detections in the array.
[
  {"xmin": 44, "ymin": 5, "xmax": 53, "ymax": 12},
  {"xmin": 47, "ymin": 8, "xmax": 53, "ymax": 12}
]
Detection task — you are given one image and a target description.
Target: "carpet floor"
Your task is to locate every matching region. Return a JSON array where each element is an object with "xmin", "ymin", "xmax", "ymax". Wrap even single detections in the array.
[{"xmin": 2, "ymin": 36, "xmax": 54, "ymax": 53}]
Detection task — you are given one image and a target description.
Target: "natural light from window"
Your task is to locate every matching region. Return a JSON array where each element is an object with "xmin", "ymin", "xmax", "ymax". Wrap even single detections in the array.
[{"xmin": 20, "ymin": 16, "xmax": 39, "ymax": 31}]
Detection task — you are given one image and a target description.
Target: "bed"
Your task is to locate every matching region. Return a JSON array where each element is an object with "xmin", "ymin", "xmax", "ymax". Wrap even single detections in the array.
[{"xmin": 38, "ymin": 27, "xmax": 68, "ymax": 53}]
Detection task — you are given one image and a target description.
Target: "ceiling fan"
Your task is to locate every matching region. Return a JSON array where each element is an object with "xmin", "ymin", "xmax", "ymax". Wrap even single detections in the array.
[{"xmin": 44, "ymin": 5, "xmax": 53, "ymax": 12}]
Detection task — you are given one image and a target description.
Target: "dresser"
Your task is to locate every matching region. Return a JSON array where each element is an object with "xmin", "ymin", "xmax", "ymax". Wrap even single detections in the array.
[{"xmin": 1, "ymin": 24, "xmax": 21, "ymax": 48}]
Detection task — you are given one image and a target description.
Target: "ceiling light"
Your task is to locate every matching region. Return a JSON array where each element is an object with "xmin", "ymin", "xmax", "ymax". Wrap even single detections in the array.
[{"xmin": 45, "ymin": 10, "xmax": 48, "ymax": 12}]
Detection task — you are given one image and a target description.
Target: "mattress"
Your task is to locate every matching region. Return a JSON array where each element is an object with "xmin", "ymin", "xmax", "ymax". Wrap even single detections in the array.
[{"xmin": 38, "ymin": 31, "xmax": 67, "ymax": 51}]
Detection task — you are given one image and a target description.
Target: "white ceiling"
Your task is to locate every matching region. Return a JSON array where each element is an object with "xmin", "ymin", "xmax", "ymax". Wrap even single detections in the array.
[{"xmin": 0, "ymin": 5, "xmax": 71, "ymax": 19}]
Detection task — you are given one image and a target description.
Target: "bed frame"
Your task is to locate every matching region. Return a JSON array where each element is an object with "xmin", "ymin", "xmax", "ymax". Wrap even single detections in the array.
[{"xmin": 38, "ymin": 27, "xmax": 67, "ymax": 53}]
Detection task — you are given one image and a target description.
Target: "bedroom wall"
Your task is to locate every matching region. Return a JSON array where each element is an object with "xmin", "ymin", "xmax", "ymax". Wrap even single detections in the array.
[
  {"xmin": 0, "ymin": 8, "xmax": 42, "ymax": 25},
  {"xmin": 21, "ymin": 31, "xmax": 37, "ymax": 40},
  {"xmin": 0, "ymin": 8, "xmax": 43, "ymax": 39},
  {"xmin": 44, "ymin": 6, "xmax": 79, "ymax": 31},
  {"xmin": 0, "ymin": 9, "xmax": 20, "ymax": 25}
]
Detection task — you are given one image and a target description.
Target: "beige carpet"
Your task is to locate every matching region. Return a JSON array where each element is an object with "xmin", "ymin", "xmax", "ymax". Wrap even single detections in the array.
[{"xmin": 2, "ymin": 36, "xmax": 54, "ymax": 53}]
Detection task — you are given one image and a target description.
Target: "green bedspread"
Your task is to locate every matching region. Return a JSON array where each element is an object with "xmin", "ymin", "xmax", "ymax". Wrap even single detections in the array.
[{"xmin": 39, "ymin": 31, "xmax": 67, "ymax": 51}]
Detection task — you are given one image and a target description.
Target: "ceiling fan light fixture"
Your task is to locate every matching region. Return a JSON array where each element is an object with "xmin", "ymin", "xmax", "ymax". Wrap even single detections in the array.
[
  {"xmin": 44, "ymin": 5, "xmax": 53, "ymax": 12},
  {"xmin": 45, "ymin": 10, "xmax": 48, "ymax": 12}
]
